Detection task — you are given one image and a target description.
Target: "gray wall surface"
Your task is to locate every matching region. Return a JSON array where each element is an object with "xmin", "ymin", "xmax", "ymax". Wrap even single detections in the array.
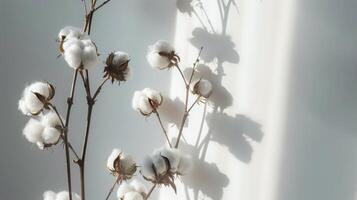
[{"xmin": 0, "ymin": 0, "xmax": 176, "ymax": 199}]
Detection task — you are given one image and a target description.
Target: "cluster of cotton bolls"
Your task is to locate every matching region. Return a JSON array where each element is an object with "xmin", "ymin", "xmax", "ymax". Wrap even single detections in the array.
[
  {"xmin": 58, "ymin": 26, "xmax": 98, "ymax": 70},
  {"xmin": 117, "ymin": 179, "xmax": 147, "ymax": 200},
  {"xmin": 132, "ymin": 88, "xmax": 162, "ymax": 116},
  {"xmin": 140, "ymin": 147, "xmax": 192, "ymax": 186},
  {"xmin": 107, "ymin": 148, "xmax": 137, "ymax": 181},
  {"xmin": 18, "ymin": 81, "xmax": 55, "ymax": 115},
  {"xmin": 22, "ymin": 110, "xmax": 62, "ymax": 149},
  {"xmin": 43, "ymin": 190, "xmax": 80, "ymax": 200}
]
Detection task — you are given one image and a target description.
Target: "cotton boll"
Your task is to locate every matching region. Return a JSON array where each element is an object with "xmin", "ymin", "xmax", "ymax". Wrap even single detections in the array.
[
  {"xmin": 159, "ymin": 148, "xmax": 181, "ymax": 172},
  {"xmin": 193, "ymin": 79, "xmax": 213, "ymax": 98},
  {"xmin": 140, "ymin": 156, "xmax": 156, "ymax": 181},
  {"xmin": 23, "ymin": 118, "xmax": 45, "ymax": 143},
  {"xmin": 147, "ymin": 40, "xmax": 175, "ymax": 69},
  {"xmin": 43, "ymin": 190, "xmax": 56, "ymax": 200},
  {"xmin": 63, "ymin": 38, "xmax": 98, "ymax": 69},
  {"xmin": 42, "ymin": 127, "xmax": 61, "ymax": 144},
  {"xmin": 132, "ymin": 91, "xmax": 153, "ymax": 115},
  {"xmin": 123, "ymin": 191, "xmax": 144, "ymax": 200},
  {"xmin": 151, "ymin": 152, "xmax": 168, "ymax": 176},
  {"xmin": 42, "ymin": 111, "xmax": 62, "ymax": 128},
  {"xmin": 117, "ymin": 182, "xmax": 135, "ymax": 199},
  {"xmin": 19, "ymin": 82, "xmax": 52, "ymax": 115},
  {"xmin": 107, "ymin": 148, "xmax": 122, "ymax": 171},
  {"xmin": 142, "ymin": 88, "xmax": 162, "ymax": 106},
  {"xmin": 177, "ymin": 153, "xmax": 193, "ymax": 175}
]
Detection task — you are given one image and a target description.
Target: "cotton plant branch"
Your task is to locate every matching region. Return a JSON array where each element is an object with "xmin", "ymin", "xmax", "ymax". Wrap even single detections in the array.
[
  {"xmin": 155, "ymin": 111, "xmax": 172, "ymax": 147},
  {"xmin": 63, "ymin": 69, "xmax": 79, "ymax": 200},
  {"xmin": 174, "ymin": 47, "xmax": 204, "ymax": 148}
]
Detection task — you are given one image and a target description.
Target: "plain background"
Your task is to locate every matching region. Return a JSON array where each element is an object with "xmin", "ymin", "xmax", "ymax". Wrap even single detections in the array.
[{"xmin": 0, "ymin": 0, "xmax": 176, "ymax": 199}]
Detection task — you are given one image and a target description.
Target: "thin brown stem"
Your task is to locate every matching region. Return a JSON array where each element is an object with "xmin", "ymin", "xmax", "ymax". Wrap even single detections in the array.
[
  {"xmin": 105, "ymin": 176, "xmax": 120, "ymax": 200},
  {"xmin": 63, "ymin": 69, "xmax": 79, "ymax": 200},
  {"xmin": 188, "ymin": 47, "xmax": 203, "ymax": 85},
  {"xmin": 93, "ymin": 77, "xmax": 109, "ymax": 100},
  {"xmin": 92, "ymin": 0, "xmax": 113, "ymax": 12},
  {"xmin": 144, "ymin": 184, "xmax": 157, "ymax": 200},
  {"xmin": 187, "ymin": 95, "xmax": 201, "ymax": 113},
  {"xmin": 49, "ymin": 104, "xmax": 80, "ymax": 160},
  {"xmin": 155, "ymin": 111, "xmax": 172, "ymax": 147},
  {"xmin": 78, "ymin": 71, "xmax": 94, "ymax": 200},
  {"xmin": 175, "ymin": 64, "xmax": 188, "ymax": 86}
]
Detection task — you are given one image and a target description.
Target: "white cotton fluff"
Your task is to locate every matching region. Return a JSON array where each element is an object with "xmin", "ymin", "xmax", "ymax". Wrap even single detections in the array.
[
  {"xmin": 117, "ymin": 180, "xmax": 146, "ymax": 200},
  {"xmin": 142, "ymin": 88, "xmax": 162, "ymax": 105},
  {"xmin": 43, "ymin": 190, "xmax": 80, "ymax": 200},
  {"xmin": 117, "ymin": 182, "xmax": 135, "ymax": 199},
  {"xmin": 151, "ymin": 151, "xmax": 168, "ymax": 176},
  {"xmin": 123, "ymin": 191, "xmax": 144, "ymax": 200},
  {"xmin": 107, "ymin": 148, "xmax": 136, "ymax": 175},
  {"xmin": 42, "ymin": 111, "xmax": 62, "ymax": 128},
  {"xmin": 193, "ymin": 79, "xmax": 213, "ymax": 98},
  {"xmin": 18, "ymin": 82, "xmax": 51, "ymax": 115},
  {"xmin": 132, "ymin": 88, "xmax": 162, "ymax": 116},
  {"xmin": 146, "ymin": 40, "xmax": 175, "ymax": 69},
  {"xmin": 63, "ymin": 37, "xmax": 98, "ymax": 69},
  {"xmin": 112, "ymin": 51, "xmax": 130, "ymax": 66},
  {"xmin": 177, "ymin": 153, "xmax": 193, "ymax": 175},
  {"xmin": 130, "ymin": 179, "xmax": 147, "ymax": 195},
  {"xmin": 132, "ymin": 91, "xmax": 153, "ymax": 115},
  {"xmin": 140, "ymin": 155, "xmax": 156, "ymax": 181},
  {"xmin": 43, "ymin": 191, "xmax": 57, "ymax": 200},
  {"xmin": 42, "ymin": 127, "xmax": 61, "ymax": 144},
  {"xmin": 58, "ymin": 26, "xmax": 88, "ymax": 41},
  {"xmin": 23, "ymin": 118, "xmax": 45, "ymax": 144},
  {"xmin": 107, "ymin": 148, "xmax": 122, "ymax": 171},
  {"xmin": 158, "ymin": 148, "xmax": 181, "ymax": 172}
]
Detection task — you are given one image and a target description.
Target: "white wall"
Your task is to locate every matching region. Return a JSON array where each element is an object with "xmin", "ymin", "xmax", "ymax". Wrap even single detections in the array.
[{"xmin": 160, "ymin": 0, "xmax": 357, "ymax": 200}]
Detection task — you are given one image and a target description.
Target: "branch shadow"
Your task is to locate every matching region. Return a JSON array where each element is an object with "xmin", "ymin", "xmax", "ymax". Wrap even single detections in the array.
[{"xmin": 174, "ymin": 1, "xmax": 264, "ymax": 199}]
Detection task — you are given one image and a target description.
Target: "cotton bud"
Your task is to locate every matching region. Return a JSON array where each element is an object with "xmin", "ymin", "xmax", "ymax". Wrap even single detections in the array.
[
  {"xmin": 103, "ymin": 51, "xmax": 131, "ymax": 83},
  {"xmin": 107, "ymin": 149, "xmax": 137, "ymax": 180},
  {"xmin": 18, "ymin": 82, "xmax": 55, "ymax": 115},
  {"xmin": 117, "ymin": 180, "xmax": 147, "ymax": 200},
  {"xmin": 132, "ymin": 88, "xmax": 162, "ymax": 116},
  {"xmin": 192, "ymin": 79, "xmax": 213, "ymax": 98},
  {"xmin": 62, "ymin": 37, "xmax": 98, "ymax": 70},
  {"xmin": 146, "ymin": 40, "xmax": 179, "ymax": 70},
  {"xmin": 43, "ymin": 190, "xmax": 80, "ymax": 200}
]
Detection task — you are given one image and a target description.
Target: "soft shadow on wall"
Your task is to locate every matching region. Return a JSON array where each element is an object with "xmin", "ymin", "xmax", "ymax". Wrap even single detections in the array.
[{"xmin": 174, "ymin": 0, "xmax": 264, "ymax": 200}]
